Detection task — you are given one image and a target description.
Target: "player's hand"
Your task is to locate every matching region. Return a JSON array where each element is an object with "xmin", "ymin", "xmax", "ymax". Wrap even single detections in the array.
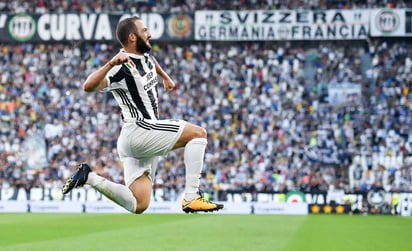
[
  {"xmin": 109, "ymin": 52, "xmax": 129, "ymax": 66},
  {"xmin": 163, "ymin": 78, "xmax": 175, "ymax": 92}
]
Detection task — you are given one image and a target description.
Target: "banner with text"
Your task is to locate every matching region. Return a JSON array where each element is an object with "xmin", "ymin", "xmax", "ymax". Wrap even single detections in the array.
[
  {"xmin": 0, "ymin": 13, "xmax": 194, "ymax": 43},
  {"xmin": 195, "ymin": 10, "xmax": 369, "ymax": 41},
  {"xmin": 3, "ymin": 10, "xmax": 412, "ymax": 42},
  {"xmin": 370, "ymin": 9, "xmax": 412, "ymax": 37}
]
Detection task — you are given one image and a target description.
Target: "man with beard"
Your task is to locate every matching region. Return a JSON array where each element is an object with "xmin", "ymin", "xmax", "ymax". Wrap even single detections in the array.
[{"xmin": 62, "ymin": 16, "xmax": 223, "ymax": 214}]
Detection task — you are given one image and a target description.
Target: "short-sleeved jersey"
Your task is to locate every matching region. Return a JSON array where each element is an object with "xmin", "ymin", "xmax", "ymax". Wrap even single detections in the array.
[{"xmin": 103, "ymin": 51, "xmax": 159, "ymax": 122}]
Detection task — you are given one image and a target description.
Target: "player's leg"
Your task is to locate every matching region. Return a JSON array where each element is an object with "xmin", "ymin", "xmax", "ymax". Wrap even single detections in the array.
[
  {"xmin": 126, "ymin": 119, "xmax": 223, "ymax": 212},
  {"xmin": 173, "ymin": 122, "xmax": 224, "ymax": 213},
  {"xmin": 127, "ymin": 172, "xmax": 152, "ymax": 214},
  {"xmin": 174, "ymin": 123, "xmax": 207, "ymax": 201},
  {"xmin": 62, "ymin": 123, "xmax": 155, "ymax": 214},
  {"xmin": 62, "ymin": 163, "xmax": 139, "ymax": 213},
  {"xmin": 122, "ymin": 157, "xmax": 155, "ymax": 214},
  {"xmin": 62, "ymin": 159, "xmax": 154, "ymax": 214}
]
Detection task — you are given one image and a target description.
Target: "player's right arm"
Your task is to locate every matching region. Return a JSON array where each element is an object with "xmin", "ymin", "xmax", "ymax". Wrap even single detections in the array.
[
  {"xmin": 83, "ymin": 51, "xmax": 129, "ymax": 92},
  {"xmin": 83, "ymin": 63, "xmax": 111, "ymax": 92}
]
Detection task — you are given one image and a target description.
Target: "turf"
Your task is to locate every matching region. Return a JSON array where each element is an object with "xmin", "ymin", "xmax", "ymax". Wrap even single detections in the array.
[{"xmin": 0, "ymin": 213, "xmax": 410, "ymax": 251}]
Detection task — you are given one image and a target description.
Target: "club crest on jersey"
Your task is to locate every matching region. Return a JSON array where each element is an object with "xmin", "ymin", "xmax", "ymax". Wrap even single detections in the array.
[{"xmin": 125, "ymin": 60, "xmax": 139, "ymax": 76}]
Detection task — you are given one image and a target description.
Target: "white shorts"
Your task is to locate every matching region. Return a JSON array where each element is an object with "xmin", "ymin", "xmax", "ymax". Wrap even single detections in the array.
[{"xmin": 117, "ymin": 119, "xmax": 185, "ymax": 187}]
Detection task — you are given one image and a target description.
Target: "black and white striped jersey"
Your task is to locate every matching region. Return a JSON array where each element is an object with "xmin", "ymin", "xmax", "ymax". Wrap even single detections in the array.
[{"xmin": 103, "ymin": 52, "xmax": 159, "ymax": 122}]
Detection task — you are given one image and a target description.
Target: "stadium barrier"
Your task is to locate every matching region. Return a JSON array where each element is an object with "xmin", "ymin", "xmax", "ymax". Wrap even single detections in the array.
[
  {"xmin": 0, "ymin": 187, "xmax": 411, "ymax": 215},
  {"xmin": 0, "ymin": 201, "xmax": 308, "ymax": 215}
]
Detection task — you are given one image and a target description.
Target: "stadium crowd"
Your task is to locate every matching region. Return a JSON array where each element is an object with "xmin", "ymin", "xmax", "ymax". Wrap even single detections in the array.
[
  {"xmin": 0, "ymin": 0, "xmax": 410, "ymax": 13},
  {"xmin": 0, "ymin": 0, "xmax": 412, "ymax": 202}
]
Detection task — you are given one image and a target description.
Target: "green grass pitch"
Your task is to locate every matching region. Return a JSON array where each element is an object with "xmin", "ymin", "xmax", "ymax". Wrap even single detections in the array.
[{"xmin": 0, "ymin": 213, "xmax": 410, "ymax": 251}]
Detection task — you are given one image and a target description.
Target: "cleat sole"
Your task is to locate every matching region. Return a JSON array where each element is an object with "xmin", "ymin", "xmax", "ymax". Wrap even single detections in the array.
[
  {"xmin": 61, "ymin": 163, "xmax": 92, "ymax": 195},
  {"xmin": 182, "ymin": 204, "xmax": 224, "ymax": 213}
]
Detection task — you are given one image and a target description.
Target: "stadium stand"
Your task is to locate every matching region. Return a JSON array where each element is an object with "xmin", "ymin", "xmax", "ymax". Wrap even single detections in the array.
[{"xmin": 0, "ymin": 1, "xmax": 412, "ymax": 208}]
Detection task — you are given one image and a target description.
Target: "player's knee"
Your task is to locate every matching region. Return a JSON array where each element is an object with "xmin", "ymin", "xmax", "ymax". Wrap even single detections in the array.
[
  {"xmin": 135, "ymin": 203, "xmax": 149, "ymax": 214},
  {"xmin": 196, "ymin": 127, "xmax": 207, "ymax": 139}
]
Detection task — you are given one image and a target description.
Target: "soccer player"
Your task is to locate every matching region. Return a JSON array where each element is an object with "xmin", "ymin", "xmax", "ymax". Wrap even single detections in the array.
[{"xmin": 62, "ymin": 16, "xmax": 223, "ymax": 214}]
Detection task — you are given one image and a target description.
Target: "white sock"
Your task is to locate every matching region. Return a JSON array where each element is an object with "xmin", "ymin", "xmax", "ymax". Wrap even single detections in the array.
[
  {"xmin": 183, "ymin": 138, "xmax": 207, "ymax": 201},
  {"xmin": 87, "ymin": 172, "xmax": 137, "ymax": 213}
]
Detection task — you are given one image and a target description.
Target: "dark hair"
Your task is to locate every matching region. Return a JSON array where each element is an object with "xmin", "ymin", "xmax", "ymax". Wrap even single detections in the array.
[{"xmin": 116, "ymin": 16, "xmax": 140, "ymax": 47}]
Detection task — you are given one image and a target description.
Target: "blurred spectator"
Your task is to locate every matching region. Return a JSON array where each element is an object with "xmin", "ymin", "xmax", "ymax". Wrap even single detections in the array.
[{"xmin": 0, "ymin": 0, "xmax": 411, "ymax": 13}]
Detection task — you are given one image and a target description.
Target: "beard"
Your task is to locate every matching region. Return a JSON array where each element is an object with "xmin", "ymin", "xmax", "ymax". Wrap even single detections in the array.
[{"xmin": 135, "ymin": 34, "xmax": 151, "ymax": 53}]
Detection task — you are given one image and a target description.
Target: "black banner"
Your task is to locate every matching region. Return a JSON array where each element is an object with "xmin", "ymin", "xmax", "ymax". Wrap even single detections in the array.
[
  {"xmin": 407, "ymin": 11, "xmax": 412, "ymax": 33},
  {"xmin": 0, "ymin": 13, "xmax": 194, "ymax": 43}
]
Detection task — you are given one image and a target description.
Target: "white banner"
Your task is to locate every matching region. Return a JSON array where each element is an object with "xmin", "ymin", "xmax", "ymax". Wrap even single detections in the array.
[
  {"xmin": 400, "ymin": 193, "xmax": 412, "ymax": 216},
  {"xmin": 85, "ymin": 201, "xmax": 307, "ymax": 214},
  {"xmin": 29, "ymin": 201, "xmax": 83, "ymax": 213},
  {"xmin": 84, "ymin": 201, "xmax": 129, "ymax": 213},
  {"xmin": 370, "ymin": 9, "xmax": 407, "ymax": 36},
  {"xmin": 23, "ymin": 134, "xmax": 48, "ymax": 169},
  {"xmin": 0, "ymin": 201, "xmax": 27, "ymax": 212},
  {"xmin": 195, "ymin": 10, "xmax": 369, "ymax": 40},
  {"xmin": 218, "ymin": 202, "xmax": 308, "ymax": 215},
  {"xmin": 0, "ymin": 201, "xmax": 308, "ymax": 214},
  {"xmin": 252, "ymin": 202, "xmax": 308, "ymax": 215},
  {"xmin": 145, "ymin": 201, "xmax": 181, "ymax": 214},
  {"xmin": 327, "ymin": 83, "xmax": 362, "ymax": 105}
]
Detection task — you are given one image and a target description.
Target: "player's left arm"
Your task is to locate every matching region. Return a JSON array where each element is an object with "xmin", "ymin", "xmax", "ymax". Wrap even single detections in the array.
[{"xmin": 153, "ymin": 56, "xmax": 175, "ymax": 92}]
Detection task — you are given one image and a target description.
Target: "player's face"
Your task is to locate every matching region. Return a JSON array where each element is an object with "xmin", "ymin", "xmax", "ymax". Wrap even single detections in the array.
[{"xmin": 134, "ymin": 20, "xmax": 151, "ymax": 53}]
